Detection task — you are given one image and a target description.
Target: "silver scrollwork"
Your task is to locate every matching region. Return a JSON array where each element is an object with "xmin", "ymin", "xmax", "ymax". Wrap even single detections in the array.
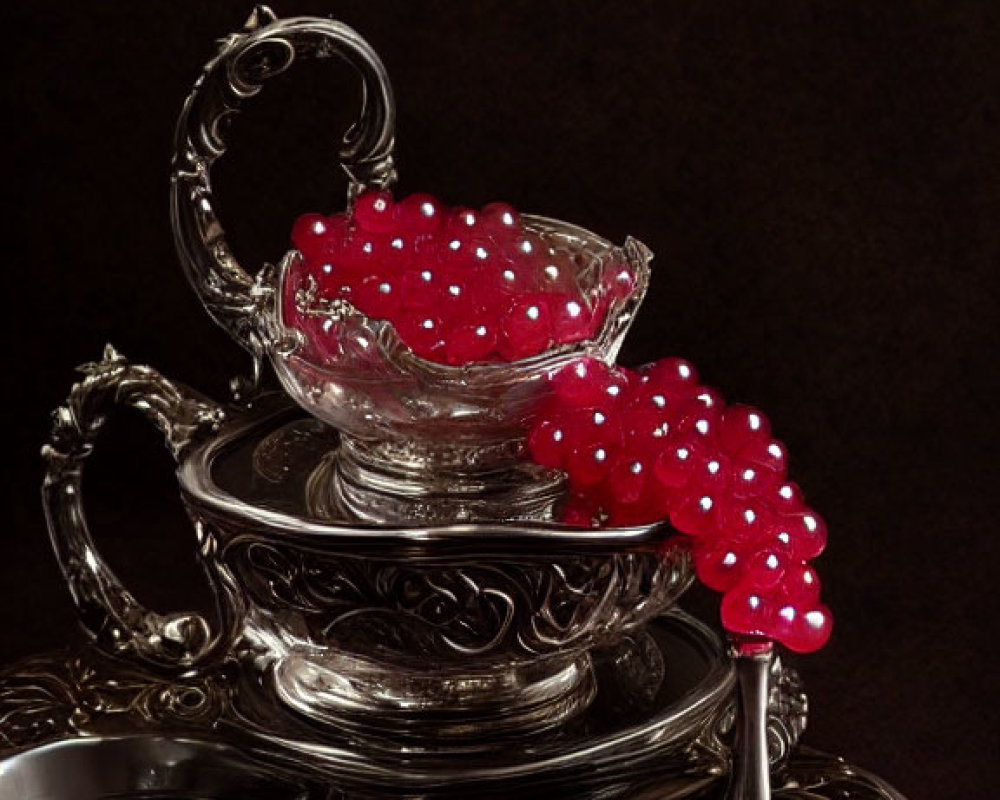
[
  {"xmin": 170, "ymin": 5, "xmax": 397, "ymax": 364},
  {"xmin": 0, "ymin": 649, "xmax": 228, "ymax": 753},
  {"xmin": 224, "ymin": 537, "xmax": 692, "ymax": 662},
  {"xmin": 42, "ymin": 346, "xmax": 227, "ymax": 669}
]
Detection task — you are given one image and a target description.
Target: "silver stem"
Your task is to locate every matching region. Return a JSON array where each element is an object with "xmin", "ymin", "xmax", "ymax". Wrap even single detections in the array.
[{"xmin": 726, "ymin": 643, "xmax": 775, "ymax": 800}]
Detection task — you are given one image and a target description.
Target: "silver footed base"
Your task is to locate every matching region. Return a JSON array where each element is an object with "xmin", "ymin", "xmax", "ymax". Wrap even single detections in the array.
[
  {"xmin": 0, "ymin": 613, "xmax": 906, "ymax": 800},
  {"xmin": 271, "ymin": 649, "xmax": 596, "ymax": 739}
]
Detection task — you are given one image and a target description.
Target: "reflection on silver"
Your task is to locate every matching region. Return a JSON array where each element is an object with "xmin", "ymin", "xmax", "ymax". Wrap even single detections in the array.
[
  {"xmin": 0, "ymin": 617, "xmax": 901, "ymax": 799},
  {"xmin": 39, "ymin": 347, "xmax": 694, "ymax": 738},
  {"xmin": 9, "ymin": 7, "xmax": 910, "ymax": 799},
  {"xmin": 170, "ymin": 6, "xmax": 396, "ymax": 363}
]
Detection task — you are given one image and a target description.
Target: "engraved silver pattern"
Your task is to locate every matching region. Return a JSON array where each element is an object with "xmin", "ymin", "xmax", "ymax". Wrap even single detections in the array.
[
  {"xmin": 41, "ymin": 345, "xmax": 226, "ymax": 670},
  {"xmin": 4, "ymin": 8, "xmax": 909, "ymax": 799}
]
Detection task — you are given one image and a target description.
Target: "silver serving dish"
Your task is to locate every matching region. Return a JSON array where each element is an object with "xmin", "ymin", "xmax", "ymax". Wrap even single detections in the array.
[{"xmin": 0, "ymin": 7, "xmax": 906, "ymax": 799}]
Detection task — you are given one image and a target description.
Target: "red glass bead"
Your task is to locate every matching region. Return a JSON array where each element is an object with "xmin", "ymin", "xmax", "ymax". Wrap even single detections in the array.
[
  {"xmin": 720, "ymin": 587, "xmax": 776, "ymax": 639},
  {"xmin": 310, "ymin": 259, "xmax": 355, "ymax": 297},
  {"xmin": 549, "ymin": 358, "xmax": 628, "ymax": 413},
  {"xmin": 603, "ymin": 263, "xmax": 637, "ymax": 302},
  {"xmin": 669, "ymin": 492, "xmax": 718, "ymax": 537},
  {"xmin": 778, "ymin": 561, "xmax": 822, "ymax": 604},
  {"xmin": 353, "ymin": 190, "xmax": 396, "ymax": 233},
  {"xmin": 742, "ymin": 548, "xmax": 789, "ymax": 591},
  {"xmin": 561, "ymin": 491, "xmax": 601, "ymax": 527},
  {"xmin": 561, "ymin": 407, "xmax": 624, "ymax": 451},
  {"xmin": 772, "ymin": 602, "xmax": 833, "ymax": 654},
  {"xmin": 382, "ymin": 234, "xmax": 415, "ymax": 272},
  {"xmin": 480, "ymin": 201, "xmax": 520, "ymax": 233},
  {"xmin": 653, "ymin": 436, "xmax": 706, "ymax": 489},
  {"xmin": 291, "ymin": 213, "xmax": 341, "ymax": 262},
  {"xmin": 737, "ymin": 437, "xmax": 788, "ymax": 478},
  {"xmin": 535, "ymin": 251, "xmax": 578, "ymax": 292},
  {"xmin": 340, "ymin": 231, "xmax": 384, "ymax": 275},
  {"xmin": 607, "ymin": 455, "xmax": 650, "ymax": 506},
  {"xmin": 528, "ymin": 418, "xmax": 570, "ymax": 469},
  {"xmin": 606, "ymin": 497, "xmax": 663, "ymax": 527},
  {"xmin": 432, "ymin": 274, "xmax": 485, "ymax": 318},
  {"xmin": 677, "ymin": 401, "xmax": 722, "ymax": 445},
  {"xmin": 718, "ymin": 405, "xmax": 771, "ymax": 454},
  {"xmin": 566, "ymin": 441, "xmax": 616, "ymax": 487},
  {"xmin": 435, "ymin": 233, "xmax": 475, "ymax": 270},
  {"xmin": 499, "ymin": 231, "xmax": 547, "ymax": 263},
  {"xmin": 717, "ymin": 496, "xmax": 773, "ymax": 543},
  {"xmin": 688, "ymin": 387, "xmax": 725, "ymax": 413},
  {"xmin": 353, "ymin": 275, "xmax": 401, "ymax": 320},
  {"xmin": 624, "ymin": 408, "xmax": 673, "ymax": 460},
  {"xmin": 694, "ymin": 541, "xmax": 747, "ymax": 592},
  {"xmin": 550, "ymin": 293, "xmax": 595, "ymax": 345},
  {"xmin": 446, "ymin": 207, "xmax": 480, "ymax": 233},
  {"xmin": 685, "ymin": 454, "xmax": 731, "ymax": 497},
  {"xmin": 400, "ymin": 267, "xmax": 445, "ymax": 309},
  {"xmin": 470, "ymin": 257, "xmax": 535, "ymax": 301},
  {"xmin": 770, "ymin": 510, "xmax": 827, "ymax": 560},
  {"xmin": 639, "ymin": 358, "xmax": 700, "ymax": 398},
  {"xmin": 394, "ymin": 193, "xmax": 445, "ymax": 235},
  {"xmin": 443, "ymin": 318, "xmax": 498, "ymax": 365},
  {"xmin": 768, "ymin": 481, "xmax": 806, "ymax": 513},
  {"xmin": 498, "ymin": 295, "xmax": 554, "ymax": 361},
  {"xmin": 395, "ymin": 312, "xmax": 445, "ymax": 361},
  {"xmin": 730, "ymin": 459, "xmax": 782, "ymax": 497}
]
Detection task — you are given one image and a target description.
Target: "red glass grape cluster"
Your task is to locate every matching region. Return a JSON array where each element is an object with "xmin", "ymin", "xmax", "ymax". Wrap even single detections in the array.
[
  {"xmin": 285, "ymin": 191, "xmax": 631, "ymax": 365},
  {"xmin": 528, "ymin": 357, "xmax": 833, "ymax": 653}
]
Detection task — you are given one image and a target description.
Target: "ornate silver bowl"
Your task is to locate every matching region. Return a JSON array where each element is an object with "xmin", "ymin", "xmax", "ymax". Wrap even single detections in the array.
[
  {"xmin": 9, "ymin": 9, "xmax": 908, "ymax": 800},
  {"xmin": 44, "ymin": 348, "xmax": 691, "ymax": 738}
]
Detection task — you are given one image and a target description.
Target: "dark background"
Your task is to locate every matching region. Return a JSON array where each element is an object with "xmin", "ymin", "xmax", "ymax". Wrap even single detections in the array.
[{"xmin": 3, "ymin": 1, "xmax": 998, "ymax": 797}]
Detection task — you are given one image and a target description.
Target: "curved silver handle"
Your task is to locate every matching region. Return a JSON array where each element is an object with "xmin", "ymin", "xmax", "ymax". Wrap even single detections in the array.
[
  {"xmin": 42, "ymin": 345, "xmax": 227, "ymax": 669},
  {"xmin": 170, "ymin": 6, "xmax": 397, "ymax": 358}
]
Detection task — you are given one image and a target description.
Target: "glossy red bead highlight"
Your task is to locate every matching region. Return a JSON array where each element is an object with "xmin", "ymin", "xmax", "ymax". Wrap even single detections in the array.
[
  {"xmin": 524, "ymin": 355, "xmax": 834, "ymax": 653},
  {"xmin": 287, "ymin": 192, "xmax": 621, "ymax": 366}
]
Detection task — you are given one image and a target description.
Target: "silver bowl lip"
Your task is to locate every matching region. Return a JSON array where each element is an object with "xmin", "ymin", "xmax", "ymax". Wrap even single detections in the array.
[
  {"xmin": 269, "ymin": 212, "xmax": 652, "ymax": 387},
  {"xmin": 177, "ymin": 399, "xmax": 674, "ymax": 547}
]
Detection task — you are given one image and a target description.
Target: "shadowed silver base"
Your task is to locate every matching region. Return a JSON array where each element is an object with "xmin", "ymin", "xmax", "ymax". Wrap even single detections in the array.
[
  {"xmin": 271, "ymin": 649, "xmax": 596, "ymax": 739},
  {"xmin": 0, "ymin": 613, "xmax": 905, "ymax": 800},
  {"xmin": 307, "ymin": 434, "xmax": 566, "ymax": 524}
]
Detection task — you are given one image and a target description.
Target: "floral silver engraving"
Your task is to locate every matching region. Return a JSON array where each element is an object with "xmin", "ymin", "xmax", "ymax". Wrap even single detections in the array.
[
  {"xmin": 0, "ymin": 649, "xmax": 228, "ymax": 753},
  {"xmin": 225, "ymin": 538, "xmax": 692, "ymax": 661}
]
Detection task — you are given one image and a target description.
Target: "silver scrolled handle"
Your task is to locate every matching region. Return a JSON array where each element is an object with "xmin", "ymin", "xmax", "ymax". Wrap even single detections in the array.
[
  {"xmin": 170, "ymin": 5, "xmax": 397, "ymax": 359},
  {"xmin": 42, "ymin": 345, "xmax": 227, "ymax": 669}
]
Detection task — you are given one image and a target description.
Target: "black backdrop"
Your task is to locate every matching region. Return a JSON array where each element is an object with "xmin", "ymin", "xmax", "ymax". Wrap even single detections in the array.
[{"xmin": 3, "ymin": 2, "xmax": 998, "ymax": 797}]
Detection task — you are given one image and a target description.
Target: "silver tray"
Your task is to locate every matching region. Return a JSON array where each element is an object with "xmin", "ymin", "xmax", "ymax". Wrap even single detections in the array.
[{"xmin": 0, "ymin": 613, "xmax": 904, "ymax": 799}]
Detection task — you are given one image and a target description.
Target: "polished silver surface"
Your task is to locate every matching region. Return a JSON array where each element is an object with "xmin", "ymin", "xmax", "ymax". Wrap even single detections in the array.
[
  {"xmin": 17, "ymin": 8, "xmax": 910, "ymax": 798},
  {"xmin": 0, "ymin": 736, "xmax": 905, "ymax": 800},
  {"xmin": 169, "ymin": 5, "xmax": 656, "ymax": 525},
  {"xmin": 0, "ymin": 615, "xmax": 903, "ymax": 799},
  {"xmin": 170, "ymin": 6, "xmax": 396, "ymax": 364},
  {"xmin": 185, "ymin": 399, "xmax": 694, "ymax": 737},
  {"xmin": 727, "ymin": 647, "xmax": 777, "ymax": 800},
  {"xmin": 0, "ymin": 735, "xmax": 316, "ymax": 800},
  {"xmin": 272, "ymin": 227, "xmax": 651, "ymax": 524},
  {"xmin": 0, "ymin": 613, "xmax": 806, "ymax": 797},
  {"xmin": 41, "ymin": 344, "xmax": 227, "ymax": 671},
  {"xmin": 39, "ymin": 347, "xmax": 695, "ymax": 738}
]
